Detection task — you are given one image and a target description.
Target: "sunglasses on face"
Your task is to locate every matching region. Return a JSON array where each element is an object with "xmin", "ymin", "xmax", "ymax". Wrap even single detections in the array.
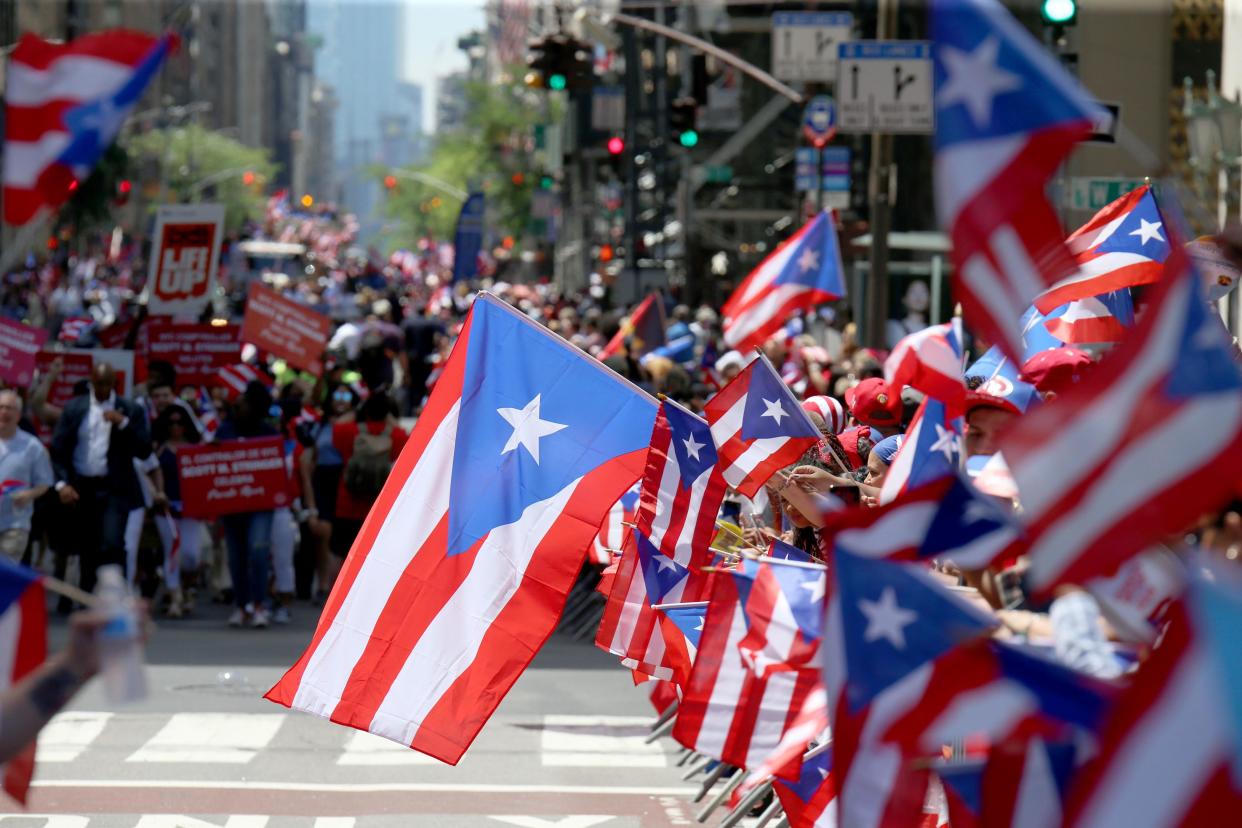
[{"xmin": 332, "ymin": 391, "xmax": 352, "ymax": 402}]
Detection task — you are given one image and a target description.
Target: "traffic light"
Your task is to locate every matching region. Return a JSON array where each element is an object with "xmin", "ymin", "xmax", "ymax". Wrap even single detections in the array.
[
  {"xmin": 115, "ymin": 178, "xmax": 132, "ymax": 205},
  {"xmin": 525, "ymin": 34, "xmax": 593, "ymax": 94},
  {"xmin": 242, "ymin": 170, "xmax": 256, "ymax": 186},
  {"xmin": 383, "ymin": 174, "xmax": 398, "ymax": 190},
  {"xmin": 540, "ymin": 175, "xmax": 555, "ymax": 190},
  {"xmin": 670, "ymin": 97, "xmax": 699, "ymax": 148},
  {"xmin": 607, "ymin": 135, "xmax": 625, "ymax": 156},
  {"xmin": 1040, "ymin": 0, "xmax": 1077, "ymax": 26},
  {"xmin": 300, "ymin": 194, "xmax": 314, "ymax": 208}
]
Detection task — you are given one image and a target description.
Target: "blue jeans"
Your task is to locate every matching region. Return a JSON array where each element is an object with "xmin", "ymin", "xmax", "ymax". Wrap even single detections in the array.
[{"xmin": 222, "ymin": 510, "xmax": 274, "ymax": 610}]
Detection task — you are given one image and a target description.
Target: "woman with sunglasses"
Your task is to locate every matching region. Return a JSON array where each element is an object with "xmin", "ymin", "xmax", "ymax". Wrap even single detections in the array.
[
  {"xmin": 152, "ymin": 404, "xmax": 203, "ymax": 619},
  {"xmin": 298, "ymin": 382, "xmax": 357, "ymax": 598}
]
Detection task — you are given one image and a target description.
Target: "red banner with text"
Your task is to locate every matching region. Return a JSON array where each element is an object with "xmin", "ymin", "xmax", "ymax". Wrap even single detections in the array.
[{"xmin": 176, "ymin": 437, "xmax": 291, "ymax": 518}]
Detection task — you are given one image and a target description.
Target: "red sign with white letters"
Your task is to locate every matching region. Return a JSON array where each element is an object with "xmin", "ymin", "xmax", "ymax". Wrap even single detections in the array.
[
  {"xmin": 177, "ymin": 437, "xmax": 291, "ymax": 518},
  {"xmin": 147, "ymin": 203, "xmax": 224, "ymax": 317}
]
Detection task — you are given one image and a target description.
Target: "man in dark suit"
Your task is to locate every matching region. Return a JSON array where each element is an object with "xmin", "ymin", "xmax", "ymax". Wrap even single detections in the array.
[{"xmin": 51, "ymin": 362, "xmax": 153, "ymax": 595}]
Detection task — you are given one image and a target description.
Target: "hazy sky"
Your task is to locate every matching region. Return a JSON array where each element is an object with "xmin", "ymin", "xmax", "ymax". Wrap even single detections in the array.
[{"xmin": 401, "ymin": 0, "xmax": 487, "ymax": 130}]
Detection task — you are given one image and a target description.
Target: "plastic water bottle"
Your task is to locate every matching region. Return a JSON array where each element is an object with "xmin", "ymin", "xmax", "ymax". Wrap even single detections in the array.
[{"xmin": 95, "ymin": 564, "xmax": 147, "ymax": 703}]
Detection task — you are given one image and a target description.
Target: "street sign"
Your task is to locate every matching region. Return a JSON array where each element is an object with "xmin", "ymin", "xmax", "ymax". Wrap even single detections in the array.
[
  {"xmin": 1065, "ymin": 177, "xmax": 1147, "ymax": 211},
  {"xmin": 802, "ymin": 95, "xmax": 837, "ymax": 147},
  {"xmin": 1087, "ymin": 101, "xmax": 1120, "ymax": 144},
  {"xmin": 836, "ymin": 41, "xmax": 933, "ymax": 134},
  {"xmin": 704, "ymin": 164, "xmax": 734, "ymax": 184},
  {"xmin": 795, "ymin": 147, "xmax": 851, "ymax": 197},
  {"xmin": 771, "ymin": 11, "xmax": 853, "ymax": 82}
]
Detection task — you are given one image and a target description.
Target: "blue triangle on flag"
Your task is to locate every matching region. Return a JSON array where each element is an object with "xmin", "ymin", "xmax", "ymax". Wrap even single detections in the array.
[
  {"xmin": 766, "ymin": 560, "xmax": 826, "ymax": 642},
  {"xmin": 937, "ymin": 760, "xmax": 984, "ymax": 816},
  {"xmin": 635, "ymin": 530, "xmax": 689, "ymax": 603},
  {"xmin": 1164, "ymin": 267, "xmax": 1242, "ymax": 399},
  {"xmin": 663, "ymin": 401, "xmax": 718, "ymax": 488},
  {"xmin": 919, "ymin": 475, "xmax": 1016, "ymax": 560},
  {"xmin": 740, "ymin": 358, "xmax": 819, "ymax": 442},
  {"xmin": 835, "ymin": 548, "xmax": 997, "ymax": 711}
]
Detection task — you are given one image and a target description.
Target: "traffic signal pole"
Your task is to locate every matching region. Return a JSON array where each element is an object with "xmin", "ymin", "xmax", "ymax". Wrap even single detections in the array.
[
  {"xmin": 864, "ymin": 0, "xmax": 899, "ymax": 349},
  {"xmin": 623, "ymin": 26, "xmax": 641, "ymax": 299}
]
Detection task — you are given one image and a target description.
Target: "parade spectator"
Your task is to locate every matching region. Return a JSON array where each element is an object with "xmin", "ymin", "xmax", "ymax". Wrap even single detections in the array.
[
  {"xmin": 0, "ymin": 390, "xmax": 53, "ymax": 561},
  {"xmin": 330, "ymin": 391, "xmax": 408, "ymax": 558},
  {"xmin": 401, "ymin": 303, "xmax": 445, "ymax": 415},
  {"xmin": 151, "ymin": 405, "xmax": 203, "ymax": 619},
  {"xmin": 215, "ymin": 381, "xmax": 279, "ymax": 628},
  {"xmin": 50, "ymin": 363, "xmax": 153, "ymax": 596},
  {"xmin": 299, "ymin": 382, "xmax": 358, "ymax": 597}
]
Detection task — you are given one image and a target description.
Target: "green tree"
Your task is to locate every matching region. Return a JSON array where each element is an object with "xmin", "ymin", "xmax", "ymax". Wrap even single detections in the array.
[
  {"xmin": 376, "ymin": 78, "xmax": 559, "ymax": 249},
  {"xmin": 126, "ymin": 124, "xmax": 277, "ymax": 232}
]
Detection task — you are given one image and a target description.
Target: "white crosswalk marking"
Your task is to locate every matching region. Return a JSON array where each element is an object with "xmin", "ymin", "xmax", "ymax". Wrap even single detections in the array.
[
  {"xmin": 127, "ymin": 714, "xmax": 286, "ymax": 764},
  {"xmin": 313, "ymin": 820, "xmax": 357, "ymax": 828},
  {"xmin": 36, "ymin": 712, "xmax": 112, "ymax": 762},
  {"xmin": 336, "ymin": 729, "xmax": 440, "ymax": 765},
  {"xmin": 133, "ymin": 818, "xmax": 269, "ymax": 828},
  {"xmin": 540, "ymin": 715, "xmax": 666, "ymax": 768}
]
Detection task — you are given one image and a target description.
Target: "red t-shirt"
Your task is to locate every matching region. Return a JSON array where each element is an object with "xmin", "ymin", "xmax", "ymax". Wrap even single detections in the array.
[{"xmin": 332, "ymin": 420, "xmax": 409, "ymax": 520}]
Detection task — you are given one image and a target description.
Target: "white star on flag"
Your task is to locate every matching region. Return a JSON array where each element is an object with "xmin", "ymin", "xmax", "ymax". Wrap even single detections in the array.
[
  {"xmin": 930, "ymin": 424, "xmax": 959, "ymax": 463},
  {"xmin": 761, "ymin": 398, "xmax": 788, "ymax": 425},
  {"xmin": 683, "ymin": 433, "xmax": 705, "ymax": 461},
  {"xmin": 801, "ymin": 575, "xmax": 826, "ymax": 603},
  {"xmin": 694, "ymin": 618, "xmax": 704, "ymax": 632},
  {"xmin": 962, "ymin": 499, "xmax": 998, "ymax": 526},
  {"xmin": 798, "ymin": 246, "xmax": 820, "ymax": 273},
  {"xmin": 497, "ymin": 394, "xmax": 567, "ymax": 464},
  {"xmin": 858, "ymin": 586, "xmax": 918, "ymax": 649},
  {"xmin": 936, "ymin": 35, "xmax": 1023, "ymax": 128},
  {"xmin": 654, "ymin": 555, "xmax": 679, "ymax": 572},
  {"xmin": 1128, "ymin": 218, "xmax": 1164, "ymax": 245}
]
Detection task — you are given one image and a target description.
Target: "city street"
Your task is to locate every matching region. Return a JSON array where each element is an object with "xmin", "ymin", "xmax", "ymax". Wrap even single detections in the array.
[{"xmin": 12, "ymin": 605, "xmax": 700, "ymax": 828}]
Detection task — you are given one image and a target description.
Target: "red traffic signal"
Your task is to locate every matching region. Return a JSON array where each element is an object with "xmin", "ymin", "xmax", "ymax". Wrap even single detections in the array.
[
  {"xmin": 115, "ymin": 178, "xmax": 132, "ymax": 205},
  {"xmin": 242, "ymin": 170, "xmax": 256, "ymax": 186},
  {"xmin": 607, "ymin": 136, "xmax": 625, "ymax": 156},
  {"xmin": 384, "ymin": 174, "xmax": 398, "ymax": 190}
]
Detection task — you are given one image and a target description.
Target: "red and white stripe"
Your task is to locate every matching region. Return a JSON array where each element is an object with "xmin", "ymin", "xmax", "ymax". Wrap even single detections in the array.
[
  {"xmin": 802, "ymin": 396, "xmax": 846, "ymax": 435},
  {"xmin": 883, "ymin": 319, "xmax": 965, "ymax": 412},
  {"xmin": 265, "ymin": 305, "xmax": 649, "ymax": 764},
  {"xmin": 215, "ymin": 363, "xmax": 264, "ymax": 400},
  {"xmin": 1042, "ymin": 295, "xmax": 1127, "ymax": 344},
  {"xmin": 673, "ymin": 571, "xmax": 821, "ymax": 771},
  {"xmin": 1035, "ymin": 185, "xmax": 1166, "ymax": 313},
  {"xmin": 0, "ymin": 572, "xmax": 47, "ymax": 803},
  {"xmin": 1004, "ymin": 251, "xmax": 1242, "ymax": 594},
  {"xmin": 589, "ymin": 482, "xmax": 639, "ymax": 566},
  {"xmin": 596, "ymin": 401, "xmax": 725, "ymax": 682},
  {"xmin": 1063, "ymin": 606, "xmax": 1237, "ymax": 828},
  {"xmin": 706, "ymin": 356, "xmax": 820, "ymax": 498}
]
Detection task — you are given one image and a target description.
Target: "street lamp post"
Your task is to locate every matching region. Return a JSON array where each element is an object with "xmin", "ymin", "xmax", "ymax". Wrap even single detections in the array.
[
  {"xmin": 385, "ymin": 169, "xmax": 468, "ymax": 201},
  {"xmin": 1184, "ymin": 71, "xmax": 1242, "ymax": 230}
]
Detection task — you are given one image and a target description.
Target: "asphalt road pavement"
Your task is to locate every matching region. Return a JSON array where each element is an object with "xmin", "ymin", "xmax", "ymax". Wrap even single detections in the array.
[{"xmin": 8, "ymin": 599, "xmax": 704, "ymax": 828}]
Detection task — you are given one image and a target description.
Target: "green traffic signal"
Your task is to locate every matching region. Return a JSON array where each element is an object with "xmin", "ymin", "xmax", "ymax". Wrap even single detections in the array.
[
  {"xmin": 548, "ymin": 73, "xmax": 568, "ymax": 91},
  {"xmin": 1040, "ymin": 0, "xmax": 1077, "ymax": 25},
  {"xmin": 678, "ymin": 130, "xmax": 699, "ymax": 148},
  {"xmin": 540, "ymin": 175, "xmax": 554, "ymax": 189}
]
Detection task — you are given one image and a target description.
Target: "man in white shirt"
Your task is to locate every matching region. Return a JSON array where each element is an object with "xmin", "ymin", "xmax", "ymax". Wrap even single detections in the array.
[{"xmin": 50, "ymin": 364, "xmax": 154, "ymax": 596}]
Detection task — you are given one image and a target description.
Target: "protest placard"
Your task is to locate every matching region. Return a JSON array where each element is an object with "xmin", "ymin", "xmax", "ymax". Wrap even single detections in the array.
[
  {"xmin": 0, "ymin": 318, "xmax": 48, "ymax": 386},
  {"xmin": 146, "ymin": 203, "xmax": 225, "ymax": 317},
  {"xmin": 35, "ymin": 351, "xmax": 93, "ymax": 408},
  {"xmin": 145, "ymin": 322, "xmax": 241, "ymax": 387},
  {"xmin": 240, "ymin": 282, "xmax": 331, "ymax": 374},
  {"xmin": 176, "ymin": 437, "xmax": 291, "ymax": 518}
]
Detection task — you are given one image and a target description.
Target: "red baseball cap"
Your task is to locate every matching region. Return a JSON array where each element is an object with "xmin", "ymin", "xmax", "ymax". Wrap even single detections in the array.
[
  {"xmin": 844, "ymin": 378, "xmax": 902, "ymax": 428},
  {"xmin": 1019, "ymin": 347, "xmax": 1093, "ymax": 396}
]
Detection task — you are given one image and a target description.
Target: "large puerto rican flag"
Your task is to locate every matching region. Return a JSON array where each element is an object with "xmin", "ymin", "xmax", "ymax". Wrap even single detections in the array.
[
  {"xmin": 267, "ymin": 294, "xmax": 656, "ymax": 764},
  {"xmin": 722, "ymin": 210, "xmax": 846, "ymax": 353},
  {"xmin": 931, "ymin": 0, "xmax": 1104, "ymax": 362},
  {"xmin": 4, "ymin": 30, "xmax": 174, "ymax": 225},
  {"xmin": 1035, "ymin": 184, "xmax": 1170, "ymax": 313},
  {"xmin": 0, "ymin": 559, "xmax": 47, "ymax": 803}
]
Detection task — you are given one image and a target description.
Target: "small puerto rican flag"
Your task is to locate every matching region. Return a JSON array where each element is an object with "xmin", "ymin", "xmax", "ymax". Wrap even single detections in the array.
[{"xmin": 705, "ymin": 353, "xmax": 821, "ymax": 497}]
